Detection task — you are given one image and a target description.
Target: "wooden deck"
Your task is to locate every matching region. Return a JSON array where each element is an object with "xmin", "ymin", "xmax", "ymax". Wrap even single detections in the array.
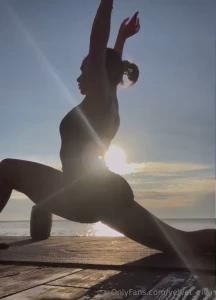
[{"xmin": 0, "ymin": 236, "xmax": 215, "ymax": 299}]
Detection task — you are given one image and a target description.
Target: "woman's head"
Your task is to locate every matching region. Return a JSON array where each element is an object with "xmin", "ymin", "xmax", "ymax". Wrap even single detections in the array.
[{"xmin": 77, "ymin": 48, "xmax": 139, "ymax": 95}]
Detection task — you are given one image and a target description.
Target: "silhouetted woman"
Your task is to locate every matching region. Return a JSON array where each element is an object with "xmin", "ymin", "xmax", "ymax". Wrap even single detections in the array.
[{"xmin": 0, "ymin": 0, "xmax": 214, "ymax": 255}]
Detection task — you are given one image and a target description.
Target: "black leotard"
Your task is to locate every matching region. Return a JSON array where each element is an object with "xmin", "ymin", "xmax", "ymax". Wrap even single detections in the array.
[
  {"xmin": 56, "ymin": 100, "xmax": 134, "ymax": 223},
  {"xmin": 59, "ymin": 100, "xmax": 120, "ymax": 179}
]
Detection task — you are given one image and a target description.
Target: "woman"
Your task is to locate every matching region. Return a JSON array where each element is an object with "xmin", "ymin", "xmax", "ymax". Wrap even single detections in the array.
[{"xmin": 0, "ymin": 0, "xmax": 214, "ymax": 255}]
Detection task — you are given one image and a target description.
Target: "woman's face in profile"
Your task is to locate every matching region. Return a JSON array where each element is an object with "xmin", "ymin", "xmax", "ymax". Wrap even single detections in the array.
[{"xmin": 77, "ymin": 58, "xmax": 88, "ymax": 95}]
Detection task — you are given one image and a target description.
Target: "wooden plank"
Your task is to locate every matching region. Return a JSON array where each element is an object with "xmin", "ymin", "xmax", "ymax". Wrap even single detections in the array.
[
  {"xmin": 2, "ymin": 269, "xmax": 214, "ymax": 300},
  {"xmin": 5, "ymin": 271, "xmax": 212, "ymax": 300},
  {"xmin": 0, "ymin": 265, "xmax": 39, "ymax": 278},
  {"xmin": 0, "ymin": 267, "xmax": 82, "ymax": 298},
  {"xmin": 1, "ymin": 285, "xmax": 128, "ymax": 300},
  {"xmin": 47, "ymin": 269, "xmax": 165, "ymax": 292},
  {"xmin": 46, "ymin": 271, "xmax": 216, "ymax": 300},
  {"xmin": 139, "ymin": 272, "xmax": 216, "ymax": 300},
  {"xmin": 47, "ymin": 269, "xmax": 120, "ymax": 289}
]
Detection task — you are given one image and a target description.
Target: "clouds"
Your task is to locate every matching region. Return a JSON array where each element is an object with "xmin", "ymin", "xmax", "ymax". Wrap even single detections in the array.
[
  {"xmin": 122, "ymin": 161, "xmax": 214, "ymax": 218},
  {"xmin": 133, "ymin": 178, "xmax": 214, "ymax": 207},
  {"xmin": 133, "ymin": 161, "xmax": 213, "ymax": 175}
]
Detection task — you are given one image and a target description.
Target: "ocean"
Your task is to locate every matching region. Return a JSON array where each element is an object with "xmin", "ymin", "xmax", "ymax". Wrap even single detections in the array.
[{"xmin": 0, "ymin": 219, "xmax": 215, "ymax": 237}]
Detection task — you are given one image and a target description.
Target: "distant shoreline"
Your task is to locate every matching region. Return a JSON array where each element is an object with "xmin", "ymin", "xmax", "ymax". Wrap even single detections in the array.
[{"xmin": 0, "ymin": 218, "xmax": 215, "ymax": 223}]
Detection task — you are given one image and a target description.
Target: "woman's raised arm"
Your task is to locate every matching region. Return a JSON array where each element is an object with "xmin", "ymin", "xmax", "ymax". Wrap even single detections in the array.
[
  {"xmin": 86, "ymin": 0, "xmax": 113, "ymax": 103},
  {"xmin": 114, "ymin": 12, "xmax": 140, "ymax": 59}
]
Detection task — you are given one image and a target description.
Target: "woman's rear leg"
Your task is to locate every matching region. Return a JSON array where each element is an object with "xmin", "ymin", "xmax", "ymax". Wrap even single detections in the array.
[
  {"xmin": 102, "ymin": 201, "xmax": 186, "ymax": 253},
  {"xmin": 102, "ymin": 201, "xmax": 215, "ymax": 255}
]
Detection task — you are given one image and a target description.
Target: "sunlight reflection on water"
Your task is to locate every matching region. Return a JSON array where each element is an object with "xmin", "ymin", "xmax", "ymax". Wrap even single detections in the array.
[
  {"xmin": 0, "ymin": 219, "xmax": 214, "ymax": 237},
  {"xmin": 0, "ymin": 220, "xmax": 123, "ymax": 237}
]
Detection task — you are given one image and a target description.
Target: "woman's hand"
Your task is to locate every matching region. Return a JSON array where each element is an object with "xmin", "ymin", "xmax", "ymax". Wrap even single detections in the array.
[
  {"xmin": 114, "ymin": 12, "xmax": 140, "ymax": 58},
  {"xmin": 118, "ymin": 12, "xmax": 140, "ymax": 40}
]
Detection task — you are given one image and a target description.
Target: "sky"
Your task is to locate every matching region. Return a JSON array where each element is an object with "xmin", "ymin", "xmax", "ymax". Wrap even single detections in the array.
[{"xmin": 0, "ymin": 0, "xmax": 215, "ymax": 221}]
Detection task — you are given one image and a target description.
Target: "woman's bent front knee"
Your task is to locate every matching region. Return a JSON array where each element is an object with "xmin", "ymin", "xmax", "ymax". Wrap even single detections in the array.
[{"xmin": 98, "ymin": 171, "xmax": 135, "ymax": 219}]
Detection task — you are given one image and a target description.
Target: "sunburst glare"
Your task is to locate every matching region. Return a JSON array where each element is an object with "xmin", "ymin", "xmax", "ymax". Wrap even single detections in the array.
[{"xmin": 104, "ymin": 145, "xmax": 139, "ymax": 175}]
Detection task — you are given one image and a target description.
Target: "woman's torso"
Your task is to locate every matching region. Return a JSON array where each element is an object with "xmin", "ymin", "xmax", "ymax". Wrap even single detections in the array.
[{"xmin": 59, "ymin": 93, "xmax": 120, "ymax": 180}]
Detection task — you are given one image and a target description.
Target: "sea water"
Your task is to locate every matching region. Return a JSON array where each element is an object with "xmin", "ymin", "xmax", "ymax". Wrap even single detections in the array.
[{"xmin": 0, "ymin": 218, "xmax": 214, "ymax": 237}]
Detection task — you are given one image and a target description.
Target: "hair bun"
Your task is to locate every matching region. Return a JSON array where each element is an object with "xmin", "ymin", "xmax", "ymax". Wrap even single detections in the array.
[
  {"xmin": 122, "ymin": 60, "xmax": 139, "ymax": 86},
  {"xmin": 123, "ymin": 60, "xmax": 131, "ymax": 73}
]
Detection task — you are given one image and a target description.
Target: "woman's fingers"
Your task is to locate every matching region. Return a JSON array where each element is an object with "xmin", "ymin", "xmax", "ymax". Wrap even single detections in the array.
[
  {"xmin": 121, "ymin": 17, "xmax": 129, "ymax": 26},
  {"xmin": 135, "ymin": 16, "xmax": 140, "ymax": 33},
  {"xmin": 129, "ymin": 12, "xmax": 139, "ymax": 27},
  {"xmin": 122, "ymin": 12, "xmax": 139, "ymax": 27},
  {"xmin": 136, "ymin": 24, "xmax": 140, "ymax": 33},
  {"xmin": 119, "ymin": 11, "xmax": 140, "ymax": 38},
  {"xmin": 132, "ymin": 11, "xmax": 139, "ymax": 21}
]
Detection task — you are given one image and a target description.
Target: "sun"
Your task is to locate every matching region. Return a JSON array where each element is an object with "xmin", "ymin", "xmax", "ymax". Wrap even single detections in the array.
[
  {"xmin": 104, "ymin": 145, "xmax": 126, "ymax": 174},
  {"xmin": 105, "ymin": 145, "xmax": 126, "ymax": 165},
  {"xmin": 104, "ymin": 145, "xmax": 138, "ymax": 175}
]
